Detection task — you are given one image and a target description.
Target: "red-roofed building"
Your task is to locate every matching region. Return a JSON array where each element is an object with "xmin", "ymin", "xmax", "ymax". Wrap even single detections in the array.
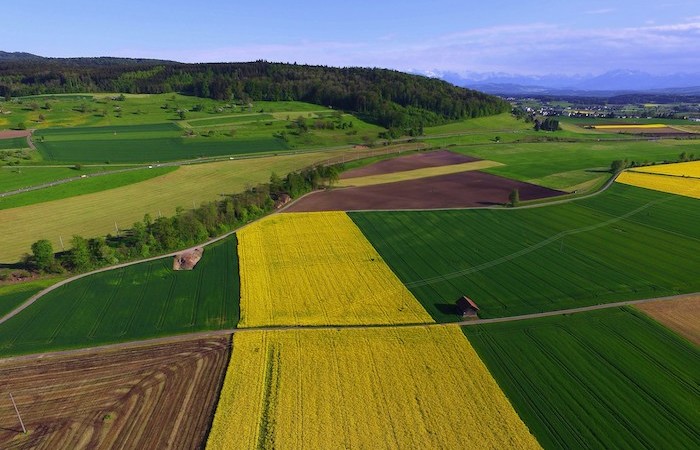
[{"xmin": 456, "ymin": 296, "xmax": 480, "ymax": 318}]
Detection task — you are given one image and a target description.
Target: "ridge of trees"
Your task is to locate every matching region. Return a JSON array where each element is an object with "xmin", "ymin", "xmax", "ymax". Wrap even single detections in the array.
[
  {"xmin": 26, "ymin": 164, "xmax": 341, "ymax": 274},
  {"xmin": 0, "ymin": 59, "xmax": 510, "ymax": 129}
]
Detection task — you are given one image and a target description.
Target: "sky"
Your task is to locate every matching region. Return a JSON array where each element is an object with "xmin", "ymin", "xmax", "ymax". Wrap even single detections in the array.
[{"xmin": 2, "ymin": 0, "xmax": 699, "ymax": 76}]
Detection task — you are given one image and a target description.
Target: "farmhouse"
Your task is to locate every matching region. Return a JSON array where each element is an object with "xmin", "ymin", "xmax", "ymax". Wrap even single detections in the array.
[{"xmin": 456, "ymin": 296, "xmax": 480, "ymax": 318}]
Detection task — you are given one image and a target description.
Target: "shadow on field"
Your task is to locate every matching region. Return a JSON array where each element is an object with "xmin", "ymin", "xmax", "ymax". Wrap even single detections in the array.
[{"xmin": 435, "ymin": 303, "xmax": 460, "ymax": 316}]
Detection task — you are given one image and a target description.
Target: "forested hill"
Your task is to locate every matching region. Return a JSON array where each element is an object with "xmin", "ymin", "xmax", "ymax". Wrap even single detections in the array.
[{"xmin": 0, "ymin": 55, "xmax": 509, "ymax": 128}]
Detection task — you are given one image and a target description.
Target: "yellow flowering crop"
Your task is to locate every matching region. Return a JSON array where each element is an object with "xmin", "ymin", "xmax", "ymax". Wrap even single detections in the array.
[
  {"xmin": 207, "ymin": 327, "xmax": 541, "ymax": 450},
  {"xmin": 630, "ymin": 160, "xmax": 700, "ymax": 177},
  {"xmin": 593, "ymin": 124, "xmax": 666, "ymax": 129},
  {"xmin": 237, "ymin": 211, "xmax": 433, "ymax": 327},
  {"xmin": 616, "ymin": 170, "xmax": 700, "ymax": 199}
]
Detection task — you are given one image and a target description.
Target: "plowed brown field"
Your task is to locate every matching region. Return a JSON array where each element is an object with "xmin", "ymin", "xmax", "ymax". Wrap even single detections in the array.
[
  {"xmin": 286, "ymin": 171, "xmax": 563, "ymax": 212},
  {"xmin": 636, "ymin": 296, "xmax": 700, "ymax": 345},
  {"xmin": 341, "ymin": 150, "xmax": 479, "ymax": 178},
  {"xmin": 0, "ymin": 336, "xmax": 230, "ymax": 450},
  {"xmin": 0, "ymin": 130, "xmax": 31, "ymax": 139}
]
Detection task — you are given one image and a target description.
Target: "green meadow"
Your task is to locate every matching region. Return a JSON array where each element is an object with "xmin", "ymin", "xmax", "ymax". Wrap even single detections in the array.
[
  {"xmin": 351, "ymin": 183, "xmax": 700, "ymax": 322},
  {"xmin": 0, "ymin": 236, "xmax": 239, "ymax": 357},
  {"xmin": 463, "ymin": 308, "xmax": 700, "ymax": 449}
]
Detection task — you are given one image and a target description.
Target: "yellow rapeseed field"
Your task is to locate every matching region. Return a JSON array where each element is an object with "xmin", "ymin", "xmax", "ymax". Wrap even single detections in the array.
[
  {"xmin": 207, "ymin": 327, "xmax": 541, "ymax": 450},
  {"xmin": 593, "ymin": 124, "xmax": 666, "ymax": 129},
  {"xmin": 616, "ymin": 170, "xmax": 700, "ymax": 199},
  {"xmin": 630, "ymin": 160, "xmax": 700, "ymax": 177},
  {"xmin": 237, "ymin": 211, "xmax": 433, "ymax": 327}
]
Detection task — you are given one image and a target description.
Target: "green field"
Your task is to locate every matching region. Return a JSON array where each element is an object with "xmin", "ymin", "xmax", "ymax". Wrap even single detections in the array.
[
  {"xmin": 449, "ymin": 139, "xmax": 698, "ymax": 191},
  {"xmin": 0, "ymin": 150, "xmax": 342, "ymax": 263},
  {"xmin": 0, "ymin": 137, "xmax": 28, "ymax": 150},
  {"xmin": 1, "ymin": 93, "xmax": 252, "ymax": 128},
  {"xmin": 186, "ymin": 113, "xmax": 275, "ymax": 127},
  {"xmin": 351, "ymin": 184, "xmax": 700, "ymax": 322},
  {"xmin": 0, "ymin": 277, "xmax": 64, "ymax": 318},
  {"xmin": 1, "ymin": 165, "xmax": 129, "ymax": 193},
  {"xmin": 463, "ymin": 308, "xmax": 700, "ymax": 449},
  {"xmin": 0, "ymin": 236, "xmax": 239, "ymax": 357},
  {"xmin": 0, "ymin": 166, "xmax": 176, "ymax": 210},
  {"xmin": 2, "ymin": 95, "xmax": 383, "ymax": 164},
  {"xmin": 34, "ymin": 122, "xmax": 289, "ymax": 163}
]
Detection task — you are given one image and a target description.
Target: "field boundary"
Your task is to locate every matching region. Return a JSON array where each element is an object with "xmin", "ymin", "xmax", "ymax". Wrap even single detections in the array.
[
  {"xmin": 0, "ymin": 170, "xmax": 623, "ymax": 327},
  {"xmin": 2, "ymin": 291, "xmax": 695, "ymax": 363}
]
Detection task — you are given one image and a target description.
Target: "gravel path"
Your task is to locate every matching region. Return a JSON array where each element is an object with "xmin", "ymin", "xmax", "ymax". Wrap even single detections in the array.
[{"xmin": 1, "ymin": 291, "xmax": 696, "ymax": 364}]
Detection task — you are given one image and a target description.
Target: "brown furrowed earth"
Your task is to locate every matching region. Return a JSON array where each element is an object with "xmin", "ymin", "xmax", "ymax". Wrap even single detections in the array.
[
  {"xmin": 636, "ymin": 295, "xmax": 700, "ymax": 345},
  {"xmin": 0, "ymin": 336, "xmax": 230, "ymax": 450},
  {"xmin": 286, "ymin": 171, "xmax": 564, "ymax": 212},
  {"xmin": 0, "ymin": 130, "xmax": 31, "ymax": 139},
  {"xmin": 341, "ymin": 149, "xmax": 479, "ymax": 179},
  {"xmin": 587, "ymin": 124, "xmax": 694, "ymax": 137}
]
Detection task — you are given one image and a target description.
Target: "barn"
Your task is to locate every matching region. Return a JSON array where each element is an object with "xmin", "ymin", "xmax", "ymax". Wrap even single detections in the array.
[{"xmin": 456, "ymin": 296, "xmax": 480, "ymax": 318}]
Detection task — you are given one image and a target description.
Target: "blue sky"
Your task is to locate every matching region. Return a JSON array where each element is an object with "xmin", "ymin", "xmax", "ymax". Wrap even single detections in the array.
[{"xmin": 2, "ymin": 0, "xmax": 699, "ymax": 75}]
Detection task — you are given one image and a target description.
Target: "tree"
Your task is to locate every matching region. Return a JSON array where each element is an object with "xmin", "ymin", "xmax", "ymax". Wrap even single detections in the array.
[
  {"xmin": 31, "ymin": 239, "xmax": 55, "ymax": 272},
  {"xmin": 509, "ymin": 188, "xmax": 520, "ymax": 207},
  {"xmin": 68, "ymin": 235, "xmax": 92, "ymax": 271},
  {"xmin": 610, "ymin": 159, "xmax": 628, "ymax": 173}
]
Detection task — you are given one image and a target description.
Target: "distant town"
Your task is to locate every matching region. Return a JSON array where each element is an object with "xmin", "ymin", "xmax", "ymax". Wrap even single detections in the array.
[{"xmin": 508, "ymin": 96, "xmax": 700, "ymax": 121}]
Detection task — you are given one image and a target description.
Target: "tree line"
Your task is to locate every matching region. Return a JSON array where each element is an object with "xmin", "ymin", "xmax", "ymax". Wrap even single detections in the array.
[
  {"xmin": 28, "ymin": 164, "xmax": 341, "ymax": 274},
  {"xmin": 0, "ymin": 58, "xmax": 510, "ymax": 129}
]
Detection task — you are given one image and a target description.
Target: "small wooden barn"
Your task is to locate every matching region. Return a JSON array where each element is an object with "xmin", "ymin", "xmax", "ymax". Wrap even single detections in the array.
[
  {"xmin": 274, "ymin": 193, "xmax": 292, "ymax": 209},
  {"xmin": 456, "ymin": 296, "xmax": 480, "ymax": 318}
]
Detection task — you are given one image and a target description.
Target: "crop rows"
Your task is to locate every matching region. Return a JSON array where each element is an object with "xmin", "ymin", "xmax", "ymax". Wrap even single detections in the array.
[
  {"xmin": 0, "ymin": 137, "xmax": 28, "ymax": 150},
  {"xmin": 0, "ymin": 236, "xmax": 239, "ymax": 357},
  {"xmin": 237, "ymin": 212, "xmax": 433, "ymax": 327},
  {"xmin": 350, "ymin": 183, "xmax": 700, "ymax": 321},
  {"xmin": 630, "ymin": 160, "xmax": 700, "ymax": 177},
  {"xmin": 462, "ymin": 308, "xmax": 700, "ymax": 449},
  {"xmin": 37, "ymin": 135, "xmax": 288, "ymax": 163},
  {"xmin": 0, "ymin": 277, "xmax": 64, "ymax": 317},
  {"xmin": 617, "ymin": 162, "xmax": 700, "ymax": 199},
  {"xmin": 207, "ymin": 327, "xmax": 540, "ymax": 449}
]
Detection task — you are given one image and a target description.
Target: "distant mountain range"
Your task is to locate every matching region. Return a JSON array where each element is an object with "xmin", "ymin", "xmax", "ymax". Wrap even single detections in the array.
[{"xmin": 427, "ymin": 70, "xmax": 700, "ymax": 96}]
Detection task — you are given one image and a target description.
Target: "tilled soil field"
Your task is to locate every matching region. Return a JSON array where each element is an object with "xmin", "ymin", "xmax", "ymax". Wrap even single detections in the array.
[
  {"xmin": 286, "ymin": 171, "xmax": 564, "ymax": 212},
  {"xmin": 0, "ymin": 336, "xmax": 230, "ymax": 450},
  {"xmin": 341, "ymin": 150, "xmax": 479, "ymax": 179},
  {"xmin": 636, "ymin": 296, "xmax": 700, "ymax": 345},
  {"xmin": 0, "ymin": 130, "xmax": 31, "ymax": 139}
]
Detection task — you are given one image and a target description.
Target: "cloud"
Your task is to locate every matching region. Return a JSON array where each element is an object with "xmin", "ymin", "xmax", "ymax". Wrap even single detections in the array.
[{"xmin": 127, "ymin": 20, "xmax": 700, "ymax": 76}]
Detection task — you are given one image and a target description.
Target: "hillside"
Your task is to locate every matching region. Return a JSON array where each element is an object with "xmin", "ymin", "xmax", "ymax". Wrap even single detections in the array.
[{"xmin": 0, "ymin": 56, "xmax": 509, "ymax": 129}]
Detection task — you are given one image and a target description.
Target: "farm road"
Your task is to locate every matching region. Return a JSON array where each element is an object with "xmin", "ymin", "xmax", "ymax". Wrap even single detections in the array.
[
  {"xmin": 1, "ymin": 291, "xmax": 696, "ymax": 365},
  {"xmin": 0, "ymin": 169, "xmax": 692, "ymax": 359}
]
